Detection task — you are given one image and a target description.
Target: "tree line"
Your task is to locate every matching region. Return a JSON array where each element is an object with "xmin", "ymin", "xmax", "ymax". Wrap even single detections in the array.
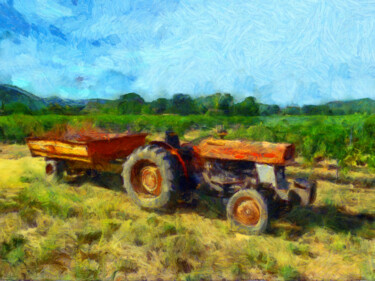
[{"xmin": 0, "ymin": 92, "xmax": 372, "ymax": 116}]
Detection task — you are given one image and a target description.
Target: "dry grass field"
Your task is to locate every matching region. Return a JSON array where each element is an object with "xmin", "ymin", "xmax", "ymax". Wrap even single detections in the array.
[{"xmin": 0, "ymin": 142, "xmax": 374, "ymax": 280}]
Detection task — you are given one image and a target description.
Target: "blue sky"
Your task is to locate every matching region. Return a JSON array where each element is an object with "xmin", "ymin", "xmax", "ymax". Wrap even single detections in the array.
[{"xmin": 0, "ymin": 0, "xmax": 375, "ymax": 105}]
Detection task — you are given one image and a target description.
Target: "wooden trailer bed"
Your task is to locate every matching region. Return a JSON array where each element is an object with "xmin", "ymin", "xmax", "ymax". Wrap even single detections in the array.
[{"xmin": 26, "ymin": 133, "xmax": 148, "ymax": 166}]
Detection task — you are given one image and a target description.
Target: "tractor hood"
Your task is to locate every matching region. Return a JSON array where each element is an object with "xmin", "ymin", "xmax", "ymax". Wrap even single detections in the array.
[{"xmin": 197, "ymin": 138, "xmax": 295, "ymax": 165}]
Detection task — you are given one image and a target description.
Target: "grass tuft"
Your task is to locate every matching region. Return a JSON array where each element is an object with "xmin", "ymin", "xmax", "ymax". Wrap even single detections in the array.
[
  {"xmin": 279, "ymin": 265, "xmax": 300, "ymax": 281},
  {"xmin": 162, "ymin": 231, "xmax": 206, "ymax": 273},
  {"xmin": 74, "ymin": 258, "xmax": 100, "ymax": 280},
  {"xmin": 116, "ymin": 258, "xmax": 139, "ymax": 273},
  {"xmin": 0, "ymin": 234, "xmax": 27, "ymax": 266},
  {"xmin": 76, "ymin": 230, "xmax": 102, "ymax": 245}
]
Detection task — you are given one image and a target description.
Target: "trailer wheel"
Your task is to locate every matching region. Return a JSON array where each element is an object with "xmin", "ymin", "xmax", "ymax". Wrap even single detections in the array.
[
  {"xmin": 45, "ymin": 159, "xmax": 65, "ymax": 182},
  {"xmin": 122, "ymin": 145, "xmax": 180, "ymax": 210},
  {"xmin": 227, "ymin": 189, "xmax": 268, "ymax": 234}
]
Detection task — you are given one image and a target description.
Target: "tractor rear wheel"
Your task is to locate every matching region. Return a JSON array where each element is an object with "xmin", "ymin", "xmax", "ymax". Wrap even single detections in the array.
[
  {"xmin": 122, "ymin": 145, "xmax": 180, "ymax": 211},
  {"xmin": 227, "ymin": 189, "xmax": 268, "ymax": 234}
]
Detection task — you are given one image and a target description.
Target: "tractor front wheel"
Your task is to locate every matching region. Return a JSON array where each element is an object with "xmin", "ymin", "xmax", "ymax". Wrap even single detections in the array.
[{"xmin": 227, "ymin": 189, "xmax": 268, "ymax": 234}]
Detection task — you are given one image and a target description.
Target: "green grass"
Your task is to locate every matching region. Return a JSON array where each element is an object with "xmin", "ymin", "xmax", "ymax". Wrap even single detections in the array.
[{"xmin": 0, "ymin": 144, "xmax": 374, "ymax": 280}]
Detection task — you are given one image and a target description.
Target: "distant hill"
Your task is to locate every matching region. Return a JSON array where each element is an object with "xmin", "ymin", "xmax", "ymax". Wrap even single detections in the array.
[
  {"xmin": 44, "ymin": 96, "xmax": 84, "ymax": 107},
  {"xmin": 44, "ymin": 96, "xmax": 109, "ymax": 107},
  {"xmin": 326, "ymin": 98, "xmax": 375, "ymax": 114},
  {"xmin": 0, "ymin": 84, "xmax": 110, "ymax": 111},
  {"xmin": 0, "ymin": 84, "xmax": 46, "ymax": 111}
]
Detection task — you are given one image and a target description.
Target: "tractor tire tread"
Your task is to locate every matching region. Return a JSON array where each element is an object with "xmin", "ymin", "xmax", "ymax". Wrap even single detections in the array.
[{"xmin": 122, "ymin": 145, "xmax": 180, "ymax": 211}]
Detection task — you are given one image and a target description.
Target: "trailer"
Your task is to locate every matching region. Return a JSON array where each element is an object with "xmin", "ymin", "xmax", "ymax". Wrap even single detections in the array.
[
  {"xmin": 27, "ymin": 133, "xmax": 148, "ymax": 176},
  {"xmin": 27, "ymin": 131, "xmax": 316, "ymax": 234}
]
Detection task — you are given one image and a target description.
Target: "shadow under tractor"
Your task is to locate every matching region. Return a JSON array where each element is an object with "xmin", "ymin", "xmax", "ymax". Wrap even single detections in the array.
[{"xmin": 27, "ymin": 131, "xmax": 316, "ymax": 234}]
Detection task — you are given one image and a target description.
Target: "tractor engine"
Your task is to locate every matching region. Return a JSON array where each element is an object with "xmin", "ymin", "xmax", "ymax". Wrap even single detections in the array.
[{"xmin": 202, "ymin": 159, "xmax": 257, "ymax": 195}]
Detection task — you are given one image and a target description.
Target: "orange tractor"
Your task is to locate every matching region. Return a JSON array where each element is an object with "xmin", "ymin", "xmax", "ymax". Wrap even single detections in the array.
[{"xmin": 27, "ymin": 131, "xmax": 316, "ymax": 234}]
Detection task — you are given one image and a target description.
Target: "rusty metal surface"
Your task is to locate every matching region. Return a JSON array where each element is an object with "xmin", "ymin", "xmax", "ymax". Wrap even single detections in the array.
[
  {"xmin": 27, "ymin": 133, "xmax": 148, "ymax": 163},
  {"xmin": 233, "ymin": 196, "xmax": 261, "ymax": 226},
  {"xmin": 130, "ymin": 159, "xmax": 162, "ymax": 198},
  {"xmin": 197, "ymin": 138, "xmax": 295, "ymax": 165},
  {"xmin": 140, "ymin": 165, "xmax": 162, "ymax": 196}
]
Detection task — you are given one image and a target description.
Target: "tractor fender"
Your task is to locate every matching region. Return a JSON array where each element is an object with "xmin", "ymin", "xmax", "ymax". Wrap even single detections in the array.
[{"xmin": 149, "ymin": 141, "xmax": 188, "ymax": 178}]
